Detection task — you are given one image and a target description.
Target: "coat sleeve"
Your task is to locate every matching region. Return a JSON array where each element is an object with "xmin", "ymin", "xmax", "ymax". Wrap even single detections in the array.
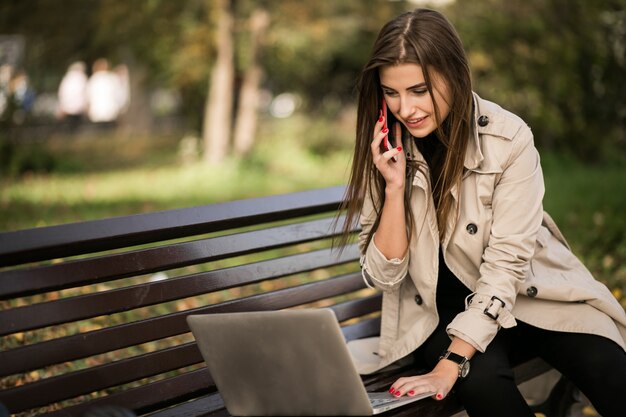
[
  {"xmin": 447, "ymin": 126, "xmax": 545, "ymax": 352},
  {"xmin": 358, "ymin": 185, "xmax": 409, "ymax": 292}
]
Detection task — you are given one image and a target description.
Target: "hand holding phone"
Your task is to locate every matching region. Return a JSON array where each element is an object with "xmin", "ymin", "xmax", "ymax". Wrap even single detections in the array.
[{"xmin": 380, "ymin": 98, "xmax": 398, "ymax": 162}]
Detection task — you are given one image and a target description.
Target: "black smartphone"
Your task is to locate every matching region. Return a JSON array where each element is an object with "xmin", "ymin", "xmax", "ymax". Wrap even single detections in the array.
[{"xmin": 381, "ymin": 98, "xmax": 398, "ymax": 162}]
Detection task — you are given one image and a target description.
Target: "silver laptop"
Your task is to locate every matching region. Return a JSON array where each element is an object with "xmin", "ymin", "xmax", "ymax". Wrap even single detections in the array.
[{"xmin": 186, "ymin": 309, "xmax": 433, "ymax": 416}]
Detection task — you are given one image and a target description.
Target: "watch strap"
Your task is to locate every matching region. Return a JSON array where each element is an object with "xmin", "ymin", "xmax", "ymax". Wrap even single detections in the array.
[{"xmin": 439, "ymin": 350, "xmax": 470, "ymax": 378}]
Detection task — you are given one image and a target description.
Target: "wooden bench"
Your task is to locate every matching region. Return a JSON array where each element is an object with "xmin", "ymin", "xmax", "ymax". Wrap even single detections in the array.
[{"xmin": 0, "ymin": 186, "xmax": 574, "ymax": 416}]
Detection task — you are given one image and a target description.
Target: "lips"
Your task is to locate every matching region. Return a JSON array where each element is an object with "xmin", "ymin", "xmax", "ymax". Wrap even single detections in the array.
[{"xmin": 405, "ymin": 115, "xmax": 428, "ymax": 128}]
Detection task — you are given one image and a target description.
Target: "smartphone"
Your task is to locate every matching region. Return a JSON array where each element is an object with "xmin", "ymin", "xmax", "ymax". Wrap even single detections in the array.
[{"xmin": 380, "ymin": 98, "xmax": 398, "ymax": 162}]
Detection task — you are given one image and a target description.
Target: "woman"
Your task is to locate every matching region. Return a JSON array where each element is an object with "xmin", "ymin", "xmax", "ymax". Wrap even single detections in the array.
[{"xmin": 339, "ymin": 8, "xmax": 626, "ymax": 417}]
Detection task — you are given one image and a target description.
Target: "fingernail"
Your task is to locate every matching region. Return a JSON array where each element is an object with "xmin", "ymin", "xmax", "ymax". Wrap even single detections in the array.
[
  {"xmin": 436, "ymin": 393, "xmax": 443, "ymax": 400},
  {"xmin": 394, "ymin": 391, "xmax": 401, "ymax": 397},
  {"xmin": 389, "ymin": 387, "xmax": 395, "ymax": 394},
  {"xmin": 382, "ymin": 127, "xmax": 389, "ymax": 134},
  {"xmin": 396, "ymin": 146, "xmax": 403, "ymax": 152},
  {"xmin": 408, "ymin": 390, "xmax": 415, "ymax": 396},
  {"xmin": 378, "ymin": 115, "xmax": 384, "ymax": 123}
]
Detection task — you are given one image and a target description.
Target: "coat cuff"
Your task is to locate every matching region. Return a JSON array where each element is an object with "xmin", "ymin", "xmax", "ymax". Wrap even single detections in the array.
[
  {"xmin": 360, "ymin": 233, "xmax": 408, "ymax": 291},
  {"xmin": 446, "ymin": 293, "xmax": 517, "ymax": 352}
]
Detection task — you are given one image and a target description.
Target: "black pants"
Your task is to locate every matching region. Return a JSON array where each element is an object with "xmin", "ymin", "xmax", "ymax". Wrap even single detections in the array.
[{"xmin": 413, "ymin": 309, "xmax": 626, "ymax": 417}]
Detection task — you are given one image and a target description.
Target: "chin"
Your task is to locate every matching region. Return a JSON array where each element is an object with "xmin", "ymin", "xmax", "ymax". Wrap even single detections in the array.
[{"xmin": 408, "ymin": 127, "xmax": 436, "ymax": 138}]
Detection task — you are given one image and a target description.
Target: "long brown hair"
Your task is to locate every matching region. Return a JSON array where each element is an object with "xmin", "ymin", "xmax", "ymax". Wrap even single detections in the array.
[{"xmin": 337, "ymin": 8, "xmax": 473, "ymax": 250}]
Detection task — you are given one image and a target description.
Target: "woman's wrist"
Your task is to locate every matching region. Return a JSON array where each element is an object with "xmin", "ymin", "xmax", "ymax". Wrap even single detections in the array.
[
  {"xmin": 434, "ymin": 358, "xmax": 460, "ymax": 383},
  {"xmin": 384, "ymin": 182, "xmax": 404, "ymax": 198}
]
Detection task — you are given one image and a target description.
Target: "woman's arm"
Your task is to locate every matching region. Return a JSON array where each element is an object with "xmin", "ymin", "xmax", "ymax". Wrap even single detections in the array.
[
  {"xmin": 357, "ymin": 120, "xmax": 410, "ymax": 289},
  {"xmin": 371, "ymin": 118, "xmax": 409, "ymax": 258},
  {"xmin": 373, "ymin": 184, "xmax": 408, "ymax": 260}
]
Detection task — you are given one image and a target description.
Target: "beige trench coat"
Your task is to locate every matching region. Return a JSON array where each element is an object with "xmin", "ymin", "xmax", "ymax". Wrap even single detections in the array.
[{"xmin": 348, "ymin": 93, "xmax": 626, "ymax": 375}]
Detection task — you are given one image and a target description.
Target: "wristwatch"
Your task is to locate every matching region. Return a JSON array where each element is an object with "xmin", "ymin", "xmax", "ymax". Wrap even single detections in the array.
[{"xmin": 439, "ymin": 350, "xmax": 471, "ymax": 378}]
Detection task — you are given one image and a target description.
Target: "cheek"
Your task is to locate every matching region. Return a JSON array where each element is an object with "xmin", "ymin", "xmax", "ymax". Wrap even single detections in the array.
[{"xmin": 430, "ymin": 95, "xmax": 450, "ymax": 118}]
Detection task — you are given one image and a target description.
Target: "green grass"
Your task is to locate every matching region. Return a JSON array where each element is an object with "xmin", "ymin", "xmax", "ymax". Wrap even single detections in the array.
[
  {"xmin": 0, "ymin": 114, "xmax": 354, "ymax": 230},
  {"xmin": 540, "ymin": 153, "xmax": 626, "ymax": 298}
]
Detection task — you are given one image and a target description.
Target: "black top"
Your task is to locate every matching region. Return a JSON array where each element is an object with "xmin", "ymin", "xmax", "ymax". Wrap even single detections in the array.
[
  {"xmin": 436, "ymin": 249, "xmax": 471, "ymax": 312},
  {"xmin": 414, "ymin": 132, "xmax": 443, "ymax": 197},
  {"xmin": 414, "ymin": 133, "xmax": 471, "ymax": 312}
]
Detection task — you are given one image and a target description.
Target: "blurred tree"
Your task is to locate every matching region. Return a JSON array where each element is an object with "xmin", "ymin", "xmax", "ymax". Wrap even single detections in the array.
[
  {"xmin": 262, "ymin": 1, "xmax": 403, "ymax": 108},
  {"xmin": 203, "ymin": 0, "xmax": 235, "ymax": 164},
  {"xmin": 6, "ymin": 0, "xmax": 623, "ymax": 162},
  {"xmin": 233, "ymin": 6, "xmax": 270, "ymax": 157}
]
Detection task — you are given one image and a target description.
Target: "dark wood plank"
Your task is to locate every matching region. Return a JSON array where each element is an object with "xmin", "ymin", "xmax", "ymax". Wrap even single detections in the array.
[
  {"xmin": 332, "ymin": 293, "xmax": 381, "ymax": 323},
  {"xmin": 0, "ymin": 186, "xmax": 347, "ymax": 266},
  {"xmin": 0, "ymin": 344, "xmax": 203, "ymax": 413},
  {"xmin": 0, "ymin": 245, "xmax": 359, "ymax": 336},
  {"xmin": 0, "ymin": 216, "xmax": 357, "ymax": 300},
  {"xmin": 144, "ymin": 393, "xmax": 225, "ymax": 417},
  {"xmin": 43, "ymin": 369, "xmax": 214, "ymax": 417},
  {"xmin": 342, "ymin": 316, "xmax": 382, "ymax": 342},
  {"xmin": 0, "ymin": 272, "xmax": 366, "ymax": 376}
]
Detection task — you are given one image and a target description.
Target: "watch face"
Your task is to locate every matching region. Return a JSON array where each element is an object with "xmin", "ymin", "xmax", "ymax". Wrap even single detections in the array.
[{"xmin": 460, "ymin": 361, "xmax": 470, "ymax": 378}]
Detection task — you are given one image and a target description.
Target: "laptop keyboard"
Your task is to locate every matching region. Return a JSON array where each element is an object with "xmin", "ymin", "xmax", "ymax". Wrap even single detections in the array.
[{"xmin": 370, "ymin": 397, "xmax": 399, "ymax": 407}]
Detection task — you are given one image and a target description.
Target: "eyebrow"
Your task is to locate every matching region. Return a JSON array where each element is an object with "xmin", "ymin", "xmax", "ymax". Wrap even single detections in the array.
[{"xmin": 381, "ymin": 82, "xmax": 427, "ymax": 91}]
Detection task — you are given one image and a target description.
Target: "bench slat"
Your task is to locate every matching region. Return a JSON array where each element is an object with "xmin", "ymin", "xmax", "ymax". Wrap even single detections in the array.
[
  {"xmin": 331, "ymin": 293, "xmax": 381, "ymax": 325},
  {"xmin": 0, "ymin": 246, "xmax": 359, "ymax": 336},
  {"xmin": 144, "ymin": 393, "xmax": 225, "ymax": 417},
  {"xmin": 0, "ymin": 344, "xmax": 202, "ymax": 412},
  {"xmin": 43, "ymin": 368, "xmax": 214, "ymax": 417},
  {"xmin": 0, "ymin": 216, "xmax": 357, "ymax": 300},
  {"xmin": 0, "ymin": 272, "xmax": 367, "ymax": 376},
  {"xmin": 0, "ymin": 186, "xmax": 347, "ymax": 267}
]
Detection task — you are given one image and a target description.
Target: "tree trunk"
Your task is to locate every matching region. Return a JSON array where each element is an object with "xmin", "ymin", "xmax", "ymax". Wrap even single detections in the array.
[
  {"xmin": 233, "ymin": 8, "xmax": 270, "ymax": 157},
  {"xmin": 118, "ymin": 48, "xmax": 152, "ymax": 136},
  {"xmin": 202, "ymin": 0, "xmax": 235, "ymax": 164}
]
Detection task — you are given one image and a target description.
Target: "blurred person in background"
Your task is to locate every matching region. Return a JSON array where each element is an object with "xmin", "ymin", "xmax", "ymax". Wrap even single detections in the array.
[
  {"xmin": 3, "ymin": 68, "xmax": 36, "ymax": 126},
  {"xmin": 340, "ymin": 8, "xmax": 626, "ymax": 417},
  {"xmin": 86, "ymin": 58, "xmax": 122, "ymax": 126},
  {"xmin": 58, "ymin": 61, "xmax": 88, "ymax": 130}
]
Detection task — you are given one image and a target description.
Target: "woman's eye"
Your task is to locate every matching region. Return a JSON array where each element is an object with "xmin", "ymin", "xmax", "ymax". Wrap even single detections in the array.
[
  {"xmin": 383, "ymin": 90, "xmax": 398, "ymax": 97},
  {"xmin": 413, "ymin": 89, "xmax": 428, "ymax": 96}
]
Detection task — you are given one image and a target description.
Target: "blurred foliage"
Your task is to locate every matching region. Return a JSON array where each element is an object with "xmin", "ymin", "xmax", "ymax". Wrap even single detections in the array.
[
  {"xmin": 1, "ymin": 0, "xmax": 624, "ymax": 160},
  {"xmin": 449, "ymin": 0, "xmax": 626, "ymax": 161}
]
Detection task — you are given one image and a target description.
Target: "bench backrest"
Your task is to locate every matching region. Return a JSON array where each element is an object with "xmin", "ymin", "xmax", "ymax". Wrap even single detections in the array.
[{"xmin": 0, "ymin": 186, "xmax": 380, "ymax": 416}]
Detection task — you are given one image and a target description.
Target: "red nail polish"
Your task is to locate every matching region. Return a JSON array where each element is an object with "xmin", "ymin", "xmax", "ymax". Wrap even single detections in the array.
[
  {"xmin": 382, "ymin": 127, "xmax": 389, "ymax": 134},
  {"xmin": 396, "ymin": 146, "xmax": 403, "ymax": 152},
  {"xmin": 378, "ymin": 115, "xmax": 384, "ymax": 123},
  {"xmin": 389, "ymin": 387, "xmax": 395, "ymax": 394},
  {"xmin": 408, "ymin": 390, "xmax": 415, "ymax": 396},
  {"xmin": 394, "ymin": 391, "xmax": 401, "ymax": 397},
  {"xmin": 436, "ymin": 393, "xmax": 443, "ymax": 400}
]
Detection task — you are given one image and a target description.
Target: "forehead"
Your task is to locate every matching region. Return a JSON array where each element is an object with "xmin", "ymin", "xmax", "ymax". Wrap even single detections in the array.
[{"xmin": 379, "ymin": 63, "xmax": 425, "ymax": 88}]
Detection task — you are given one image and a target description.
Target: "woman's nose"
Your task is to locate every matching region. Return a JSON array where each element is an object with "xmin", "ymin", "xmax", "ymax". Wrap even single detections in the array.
[{"xmin": 398, "ymin": 96, "xmax": 414, "ymax": 119}]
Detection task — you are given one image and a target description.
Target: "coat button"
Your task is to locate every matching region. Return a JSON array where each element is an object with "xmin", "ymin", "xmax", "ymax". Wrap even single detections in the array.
[
  {"xmin": 414, "ymin": 294, "xmax": 423, "ymax": 305},
  {"xmin": 527, "ymin": 286, "xmax": 538, "ymax": 297},
  {"xmin": 478, "ymin": 115, "xmax": 489, "ymax": 126},
  {"xmin": 466, "ymin": 223, "xmax": 478, "ymax": 235}
]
